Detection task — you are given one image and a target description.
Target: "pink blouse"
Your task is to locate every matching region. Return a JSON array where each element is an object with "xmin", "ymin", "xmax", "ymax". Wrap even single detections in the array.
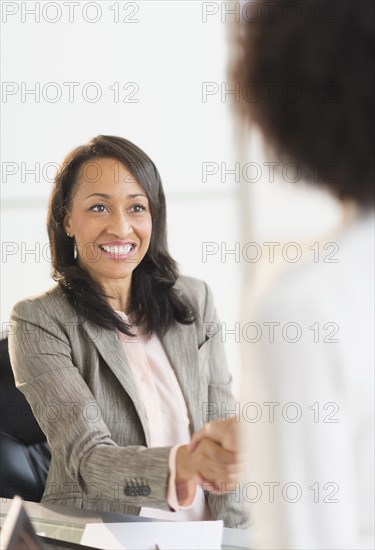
[{"xmin": 116, "ymin": 311, "xmax": 211, "ymax": 521}]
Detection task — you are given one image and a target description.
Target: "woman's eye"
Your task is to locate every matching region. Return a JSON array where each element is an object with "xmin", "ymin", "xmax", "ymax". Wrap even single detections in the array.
[
  {"xmin": 130, "ymin": 204, "xmax": 146, "ymax": 213},
  {"xmin": 90, "ymin": 204, "xmax": 108, "ymax": 213}
]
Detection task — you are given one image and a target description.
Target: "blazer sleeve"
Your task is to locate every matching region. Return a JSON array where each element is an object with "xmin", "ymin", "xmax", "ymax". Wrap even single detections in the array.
[
  {"xmin": 8, "ymin": 297, "xmax": 172, "ymax": 511},
  {"xmin": 200, "ymin": 282, "xmax": 250, "ymax": 529}
]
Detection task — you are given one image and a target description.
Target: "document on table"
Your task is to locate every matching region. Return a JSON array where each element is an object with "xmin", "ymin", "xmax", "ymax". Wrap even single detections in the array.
[{"xmin": 80, "ymin": 520, "xmax": 223, "ymax": 549}]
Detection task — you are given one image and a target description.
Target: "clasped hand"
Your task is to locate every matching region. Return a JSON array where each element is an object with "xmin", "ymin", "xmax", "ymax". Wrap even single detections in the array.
[{"xmin": 176, "ymin": 418, "xmax": 246, "ymax": 496}]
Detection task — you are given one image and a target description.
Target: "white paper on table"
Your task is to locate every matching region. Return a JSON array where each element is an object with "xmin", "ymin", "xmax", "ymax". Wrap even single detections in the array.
[{"xmin": 80, "ymin": 520, "xmax": 223, "ymax": 550}]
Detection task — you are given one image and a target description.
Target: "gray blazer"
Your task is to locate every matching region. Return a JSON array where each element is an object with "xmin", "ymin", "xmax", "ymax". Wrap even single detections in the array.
[{"xmin": 9, "ymin": 276, "xmax": 249, "ymax": 528}]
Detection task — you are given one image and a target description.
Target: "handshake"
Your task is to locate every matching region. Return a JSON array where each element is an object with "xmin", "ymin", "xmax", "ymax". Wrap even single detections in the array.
[{"xmin": 175, "ymin": 418, "xmax": 246, "ymax": 503}]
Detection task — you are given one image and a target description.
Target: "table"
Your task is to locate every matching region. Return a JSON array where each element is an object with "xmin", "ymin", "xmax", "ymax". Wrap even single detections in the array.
[{"xmin": 0, "ymin": 499, "xmax": 251, "ymax": 549}]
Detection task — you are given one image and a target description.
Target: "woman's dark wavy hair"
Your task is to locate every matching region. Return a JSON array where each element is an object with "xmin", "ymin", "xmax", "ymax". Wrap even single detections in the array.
[
  {"xmin": 47, "ymin": 135, "xmax": 194, "ymax": 337},
  {"xmin": 236, "ymin": 0, "xmax": 374, "ymax": 207}
]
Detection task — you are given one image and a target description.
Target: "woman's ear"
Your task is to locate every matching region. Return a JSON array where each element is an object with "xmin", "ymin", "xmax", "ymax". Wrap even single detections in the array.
[{"xmin": 63, "ymin": 212, "xmax": 73, "ymax": 238}]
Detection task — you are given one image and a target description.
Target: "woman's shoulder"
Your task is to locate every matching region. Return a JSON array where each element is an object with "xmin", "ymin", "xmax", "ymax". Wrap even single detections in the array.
[
  {"xmin": 256, "ymin": 212, "xmax": 374, "ymax": 320},
  {"xmin": 174, "ymin": 275, "xmax": 210, "ymax": 307},
  {"xmin": 174, "ymin": 275, "xmax": 218, "ymax": 322},
  {"xmin": 10, "ymin": 284, "xmax": 78, "ymax": 323},
  {"xmin": 174, "ymin": 275, "xmax": 207, "ymax": 295}
]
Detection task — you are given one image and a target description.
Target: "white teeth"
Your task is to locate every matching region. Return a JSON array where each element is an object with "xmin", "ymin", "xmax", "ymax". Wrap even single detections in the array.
[{"xmin": 100, "ymin": 244, "xmax": 133, "ymax": 254}]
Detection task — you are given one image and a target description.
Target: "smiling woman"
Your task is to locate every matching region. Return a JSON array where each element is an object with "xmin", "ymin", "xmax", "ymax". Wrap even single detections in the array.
[
  {"xmin": 46, "ymin": 135, "xmax": 193, "ymax": 338},
  {"xmin": 8, "ymin": 135, "xmax": 249, "ymax": 528},
  {"xmin": 63, "ymin": 157, "xmax": 152, "ymax": 313}
]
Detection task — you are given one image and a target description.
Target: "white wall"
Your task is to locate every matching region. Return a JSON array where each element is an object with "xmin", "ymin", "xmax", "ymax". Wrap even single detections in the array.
[
  {"xmin": 1, "ymin": 1, "xmax": 244, "ymax": 389},
  {"xmin": 1, "ymin": 1, "xmax": 343, "ymax": 395}
]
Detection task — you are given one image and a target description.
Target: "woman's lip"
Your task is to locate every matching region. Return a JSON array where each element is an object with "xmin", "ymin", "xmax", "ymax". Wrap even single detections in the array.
[
  {"xmin": 98, "ymin": 243, "xmax": 138, "ymax": 260},
  {"xmin": 99, "ymin": 241, "xmax": 136, "ymax": 247}
]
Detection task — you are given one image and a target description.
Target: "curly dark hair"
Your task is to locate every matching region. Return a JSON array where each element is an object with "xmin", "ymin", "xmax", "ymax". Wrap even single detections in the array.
[
  {"xmin": 47, "ymin": 135, "xmax": 194, "ymax": 336},
  {"xmin": 236, "ymin": 0, "xmax": 374, "ymax": 206}
]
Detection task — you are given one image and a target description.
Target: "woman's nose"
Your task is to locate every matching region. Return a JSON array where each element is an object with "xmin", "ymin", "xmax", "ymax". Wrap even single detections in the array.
[{"xmin": 110, "ymin": 212, "xmax": 133, "ymax": 237}]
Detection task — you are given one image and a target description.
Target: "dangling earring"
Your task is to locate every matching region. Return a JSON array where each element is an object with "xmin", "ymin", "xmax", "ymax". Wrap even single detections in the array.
[{"xmin": 66, "ymin": 232, "xmax": 77, "ymax": 258}]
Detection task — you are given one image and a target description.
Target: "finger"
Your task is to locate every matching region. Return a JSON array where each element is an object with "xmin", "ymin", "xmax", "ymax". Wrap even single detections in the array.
[
  {"xmin": 190, "ymin": 418, "xmax": 240, "ymax": 453},
  {"xmin": 205, "ymin": 418, "xmax": 240, "ymax": 452},
  {"xmin": 194, "ymin": 451, "xmax": 246, "ymax": 483},
  {"xmin": 189, "ymin": 427, "xmax": 207, "ymax": 452},
  {"xmin": 198, "ymin": 463, "xmax": 245, "ymax": 484},
  {"xmin": 197, "ymin": 452, "xmax": 245, "ymax": 477},
  {"xmin": 199, "ymin": 479, "xmax": 240, "ymax": 495},
  {"xmin": 197, "ymin": 438, "xmax": 241, "ymax": 465}
]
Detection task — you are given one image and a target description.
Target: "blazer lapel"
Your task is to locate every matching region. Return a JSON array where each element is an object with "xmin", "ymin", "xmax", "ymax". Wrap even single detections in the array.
[
  {"xmin": 82, "ymin": 322, "xmax": 151, "ymax": 444},
  {"xmin": 162, "ymin": 322, "xmax": 205, "ymax": 432}
]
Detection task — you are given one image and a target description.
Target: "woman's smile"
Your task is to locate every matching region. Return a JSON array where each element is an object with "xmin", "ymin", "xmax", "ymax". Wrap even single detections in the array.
[{"xmin": 98, "ymin": 240, "xmax": 138, "ymax": 260}]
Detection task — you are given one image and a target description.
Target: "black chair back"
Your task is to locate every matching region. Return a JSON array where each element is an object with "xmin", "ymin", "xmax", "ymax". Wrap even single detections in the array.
[{"xmin": 0, "ymin": 337, "xmax": 51, "ymax": 501}]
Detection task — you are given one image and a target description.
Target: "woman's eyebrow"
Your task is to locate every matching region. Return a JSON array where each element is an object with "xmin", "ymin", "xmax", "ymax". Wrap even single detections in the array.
[
  {"xmin": 85, "ymin": 193, "xmax": 111, "ymax": 199},
  {"xmin": 85, "ymin": 193, "xmax": 148, "ymax": 199},
  {"xmin": 128, "ymin": 193, "xmax": 148, "ymax": 199}
]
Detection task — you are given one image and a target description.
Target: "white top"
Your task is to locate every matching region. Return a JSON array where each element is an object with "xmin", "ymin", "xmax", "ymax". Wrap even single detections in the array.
[{"xmin": 241, "ymin": 210, "xmax": 374, "ymax": 549}]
